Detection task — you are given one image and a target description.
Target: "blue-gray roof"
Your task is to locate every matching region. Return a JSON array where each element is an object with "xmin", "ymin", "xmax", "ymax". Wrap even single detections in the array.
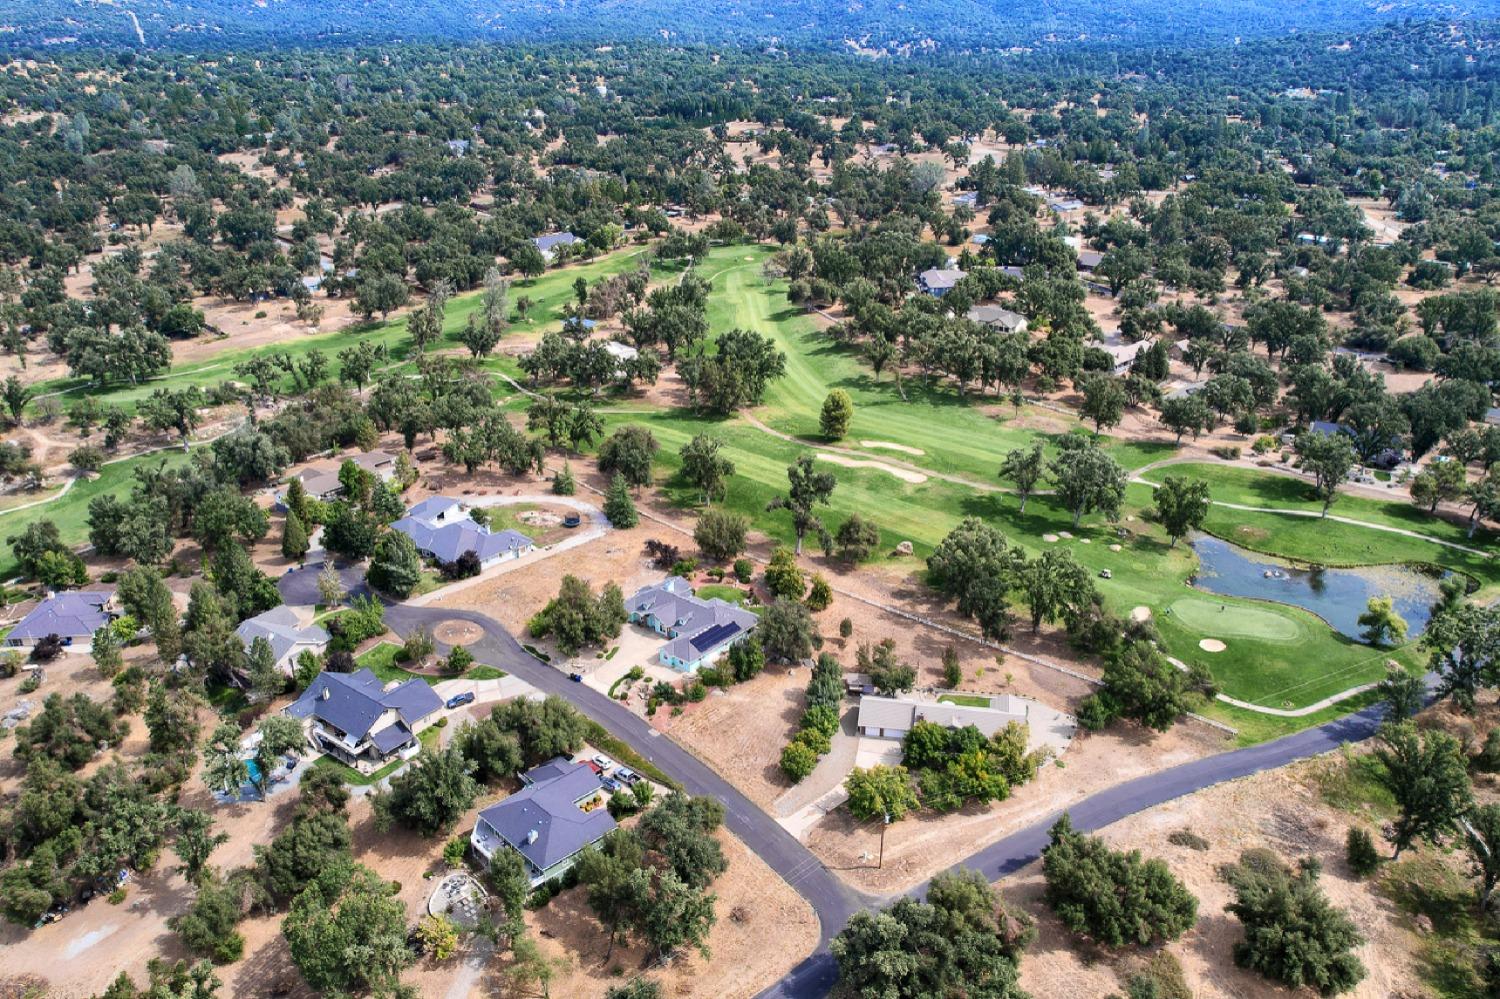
[
  {"xmin": 476, "ymin": 760, "xmax": 615, "ymax": 873},
  {"xmin": 391, "ymin": 499, "xmax": 533, "ymax": 565},
  {"xmin": 533, "ymin": 232, "xmax": 580, "ymax": 252},
  {"xmin": 286, "ymin": 668, "xmax": 441, "ymax": 742},
  {"xmin": 11, "ymin": 590, "xmax": 114, "ymax": 641},
  {"xmin": 237, "ymin": 606, "xmax": 329, "ymax": 665}
]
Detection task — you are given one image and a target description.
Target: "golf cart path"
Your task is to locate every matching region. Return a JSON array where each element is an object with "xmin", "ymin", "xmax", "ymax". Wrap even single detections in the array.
[{"xmin": 1133, "ymin": 457, "xmax": 1493, "ymax": 557}]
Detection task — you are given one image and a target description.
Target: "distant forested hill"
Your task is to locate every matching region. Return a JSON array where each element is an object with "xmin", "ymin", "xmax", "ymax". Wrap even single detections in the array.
[{"xmin": 7, "ymin": 0, "xmax": 1500, "ymax": 52}]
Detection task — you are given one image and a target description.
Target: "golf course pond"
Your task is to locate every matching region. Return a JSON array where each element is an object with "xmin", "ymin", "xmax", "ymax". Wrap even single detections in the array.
[{"xmin": 1187, "ymin": 535, "xmax": 1446, "ymax": 641}]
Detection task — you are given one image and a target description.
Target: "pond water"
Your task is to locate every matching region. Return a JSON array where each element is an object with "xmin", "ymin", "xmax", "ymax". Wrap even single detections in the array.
[{"xmin": 1188, "ymin": 535, "xmax": 1445, "ymax": 641}]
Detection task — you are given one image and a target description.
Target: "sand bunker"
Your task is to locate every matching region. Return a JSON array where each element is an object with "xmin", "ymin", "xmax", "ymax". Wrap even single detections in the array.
[
  {"xmin": 1130, "ymin": 606, "xmax": 1152, "ymax": 622},
  {"xmin": 1198, "ymin": 638, "xmax": 1227, "ymax": 653},
  {"xmin": 1058, "ymin": 530, "xmax": 1074, "ymax": 539},
  {"xmin": 1042, "ymin": 533, "xmax": 1060, "ymax": 543},
  {"xmin": 1109, "ymin": 544, "xmax": 1122, "ymax": 552},
  {"xmin": 859, "ymin": 440, "xmax": 926, "ymax": 456},
  {"xmin": 817, "ymin": 453, "xmax": 927, "ymax": 484}
]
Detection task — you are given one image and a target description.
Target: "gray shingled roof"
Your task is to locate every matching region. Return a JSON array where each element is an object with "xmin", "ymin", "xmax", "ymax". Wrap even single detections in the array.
[
  {"xmin": 533, "ymin": 232, "xmax": 580, "ymax": 252},
  {"xmin": 857, "ymin": 695, "xmax": 1028, "ymax": 738},
  {"xmin": 286, "ymin": 668, "xmax": 441, "ymax": 742},
  {"xmin": 476, "ymin": 760, "xmax": 615, "ymax": 873},
  {"xmin": 10, "ymin": 591, "xmax": 114, "ymax": 641},
  {"xmin": 627, "ymin": 578, "xmax": 758, "ymax": 664},
  {"xmin": 391, "ymin": 497, "xmax": 533, "ymax": 565},
  {"xmin": 919, "ymin": 267, "xmax": 965, "ymax": 291},
  {"xmin": 237, "ymin": 607, "xmax": 329, "ymax": 665}
]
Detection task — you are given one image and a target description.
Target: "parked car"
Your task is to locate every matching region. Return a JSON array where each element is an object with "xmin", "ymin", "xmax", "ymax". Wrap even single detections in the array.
[
  {"xmin": 600, "ymin": 776, "xmax": 620, "ymax": 792},
  {"xmin": 568, "ymin": 672, "xmax": 583, "ymax": 682},
  {"xmin": 592, "ymin": 754, "xmax": 615, "ymax": 771},
  {"xmin": 445, "ymin": 691, "xmax": 475, "ymax": 709},
  {"xmin": 584, "ymin": 760, "xmax": 603, "ymax": 775},
  {"xmin": 614, "ymin": 767, "xmax": 641, "ymax": 786}
]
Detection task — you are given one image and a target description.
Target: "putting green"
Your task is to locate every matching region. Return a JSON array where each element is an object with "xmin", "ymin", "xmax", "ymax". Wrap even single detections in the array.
[{"xmin": 1166, "ymin": 596, "xmax": 1305, "ymax": 643}]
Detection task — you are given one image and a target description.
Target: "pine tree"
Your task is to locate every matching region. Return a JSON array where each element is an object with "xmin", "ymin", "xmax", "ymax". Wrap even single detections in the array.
[
  {"xmin": 285, "ymin": 476, "xmax": 309, "ymax": 525},
  {"xmin": 553, "ymin": 462, "xmax": 577, "ymax": 496},
  {"xmin": 281, "ymin": 510, "xmax": 310, "ymax": 561},
  {"xmin": 603, "ymin": 474, "xmax": 638, "ymax": 528}
]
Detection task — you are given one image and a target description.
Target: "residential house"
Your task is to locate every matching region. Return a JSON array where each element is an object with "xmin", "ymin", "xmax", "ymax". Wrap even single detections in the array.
[
  {"xmin": 626, "ymin": 577, "xmax": 759, "ymax": 672},
  {"xmin": 470, "ymin": 758, "xmax": 615, "ymax": 886},
  {"xmin": 533, "ymin": 232, "xmax": 580, "ymax": 262},
  {"xmin": 6, "ymin": 590, "xmax": 117, "ymax": 652},
  {"xmin": 285, "ymin": 668, "xmax": 442, "ymax": 772},
  {"xmin": 1098, "ymin": 338, "xmax": 1154, "ymax": 375},
  {"xmin": 1309, "ymin": 420, "xmax": 1401, "ymax": 468},
  {"xmin": 952, "ymin": 191, "xmax": 979, "ymax": 208},
  {"xmin": 390, "ymin": 496, "xmax": 535, "ymax": 571},
  {"xmin": 966, "ymin": 304, "xmax": 1028, "ymax": 334},
  {"xmin": 286, "ymin": 450, "xmax": 398, "ymax": 502},
  {"xmin": 237, "ymin": 606, "xmax": 329, "ymax": 677},
  {"xmin": 1076, "ymin": 249, "xmax": 1104, "ymax": 273},
  {"xmin": 918, "ymin": 266, "xmax": 966, "ymax": 297},
  {"xmin": 856, "ymin": 694, "xmax": 1030, "ymax": 740}
]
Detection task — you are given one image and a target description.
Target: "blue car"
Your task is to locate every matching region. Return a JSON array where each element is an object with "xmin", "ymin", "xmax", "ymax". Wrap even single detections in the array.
[
  {"xmin": 600, "ymin": 776, "xmax": 620, "ymax": 792},
  {"xmin": 445, "ymin": 691, "xmax": 475, "ymax": 709}
]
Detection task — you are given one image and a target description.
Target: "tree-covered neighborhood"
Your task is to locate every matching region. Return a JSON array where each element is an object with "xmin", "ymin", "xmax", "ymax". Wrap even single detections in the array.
[{"xmin": 0, "ymin": 3, "xmax": 1499, "ymax": 997}]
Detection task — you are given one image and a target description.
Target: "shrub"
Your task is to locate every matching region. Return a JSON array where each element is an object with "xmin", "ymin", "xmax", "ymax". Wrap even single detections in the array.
[
  {"xmin": 839, "ymin": 617, "xmax": 853, "ymax": 639},
  {"xmin": 1345, "ymin": 827, "xmax": 1379, "ymax": 877},
  {"xmin": 733, "ymin": 558, "xmax": 753, "ymax": 583},
  {"xmin": 1475, "ymin": 728, "xmax": 1500, "ymax": 773},
  {"xmin": 1167, "ymin": 829, "xmax": 1210, "ymax": 851},
  {"xmin": 780, "ymin": 741, "xmax": 817, "ymax": 782}
]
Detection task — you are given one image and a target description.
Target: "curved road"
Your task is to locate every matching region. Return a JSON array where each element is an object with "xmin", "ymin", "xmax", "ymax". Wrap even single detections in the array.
[{"xmin": 278, "ymin": 566, "xmax": 1399, "ymax": 999}]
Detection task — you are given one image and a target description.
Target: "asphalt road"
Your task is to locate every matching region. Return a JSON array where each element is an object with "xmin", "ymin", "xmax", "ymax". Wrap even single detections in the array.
[
  {"xmin": 279, "ymin": 566, "xmax": 1398, "ymax": 999},
  {"xmin": 278, "ymin": 564, "xmax": 867, "ymax": 999}
]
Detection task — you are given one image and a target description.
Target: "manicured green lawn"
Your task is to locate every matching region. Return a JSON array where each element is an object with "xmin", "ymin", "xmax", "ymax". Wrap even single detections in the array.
[
  {"xmin": 938, "ymin": 693, "xmax": 992, "ymax": 707},
  {"xmin": 463, "ymin": 664, "xmax": 506, "ymax": 681},
  {"xmin": 694, "ymin": 583, "xmax": 753, "ymax": 605},
  {"xmin": 586, "ymin": 248, "xmax": 1495, "ymax": 727},
  {"xmin": 1140, "ymin": 462, "xmax": 1499, "ymax": 552},
  {"xmin": 28, "ymin": 246, "xmax": 652, "ymax": 416},
  {"xmin": 357, "ymin": 641, "xmax": 441, "ymax": 686},
  {"xmin": 0, "ymin": 447, "xmax": 195, "ymax": 576}
]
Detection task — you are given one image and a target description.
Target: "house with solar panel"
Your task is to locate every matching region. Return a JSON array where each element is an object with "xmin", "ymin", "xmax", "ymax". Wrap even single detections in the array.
[
  {"xmin": 390, "ymin": 496, "xmax": 535, "ymax": 572},
  {"xmin": 469, "ymin": 757, "xmax": 614, "ymax": 886},
  {"xmin": 6, "ymin": 590, "xmax": 119, "ymax": 653},
  {"xmin": 625, "ymin": 577, "xmax": 759, "ymax": 672},
  {"xmin": 285, "ymin": 668, "xmax": 442, "ymax": 772}
]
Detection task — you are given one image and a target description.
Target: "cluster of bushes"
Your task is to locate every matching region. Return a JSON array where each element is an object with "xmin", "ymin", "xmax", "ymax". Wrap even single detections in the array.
[
  {"xmin": 698, "ymin": 636, "xmax": 765, "ymax": 688},
  {"xmin": 438, "ymin": 550, "xmax": 482, "ymax": 581},
  {"xmin": 526, "ymin": 574, "xmax": 627, "ymax": 656},
  {"xmin": 325, "ymin": 595, "xmax": 387, "ymax": 653},
  {"xmin": 902, "ymin": 717, "xmax": 1048, "ymax": 812},
  {"xmin": 780, "ymin": 653, "xmax": 843, "ymax": 782}
]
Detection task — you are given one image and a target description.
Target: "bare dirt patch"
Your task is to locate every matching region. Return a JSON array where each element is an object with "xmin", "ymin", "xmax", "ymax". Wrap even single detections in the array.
[
  {"xmin": 664, "ymin": 667, "xmax": 807, "ymax": 811},
  {"xmin": 506, "ymin": 828, "xmax": 819, "ymax": 998},
  {"xmin": 1013, "ymin": 765, "xmax": 1425, "ymax": 999}
]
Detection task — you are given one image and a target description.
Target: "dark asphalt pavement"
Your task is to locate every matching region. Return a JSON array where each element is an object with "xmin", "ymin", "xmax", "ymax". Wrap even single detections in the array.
[{"xmin": 279, "ymin": 565, "xmax": 1397, "ymax": 999}]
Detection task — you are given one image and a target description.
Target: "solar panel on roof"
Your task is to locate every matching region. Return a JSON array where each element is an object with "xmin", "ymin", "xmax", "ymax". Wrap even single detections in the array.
[{"xmin": 689, "ymin": 621, "xmax": 741, "ymax": 654}]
